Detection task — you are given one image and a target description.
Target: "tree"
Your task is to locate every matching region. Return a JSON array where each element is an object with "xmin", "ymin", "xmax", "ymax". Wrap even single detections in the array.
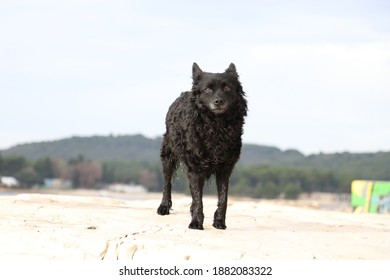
[
  {"xmin": 139, "ymin": 168, "xmax": 158, "ymax": 191},
  {"xmin": 34, "ymin": 157, "xmax": 55, "ymax": 180},
  {"xmin": 254, "ymin": 181, "xmax": 280, "ymax": 199},
  {"xmin": 50, "ymin": 158, "xmax": 69, "ymax": 179},
  {"xmin": 15, "ymin": 166, "xmax": 41, "ymax": 187},
  {"xmin": 283, "ymin": 183, "xmax": 302, "ymax": 200},
  {"xmin": 1, "ymin": 156, "xmax": 26, "ymax": 176},
  {"xmin": 68, "ymin": 160, "xmax": 102, "ymax": 188}
]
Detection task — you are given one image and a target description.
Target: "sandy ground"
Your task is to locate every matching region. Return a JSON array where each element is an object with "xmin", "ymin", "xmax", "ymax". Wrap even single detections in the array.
[{"xmin": 0, "ymin": 191, "xmax": 389, "ymax": 260}]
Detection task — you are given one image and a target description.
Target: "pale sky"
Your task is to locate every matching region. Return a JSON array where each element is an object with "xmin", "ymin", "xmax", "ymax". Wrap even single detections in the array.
[{"xmin": 1, "ymin": 0, "xmax": 389, "ymax": 154}]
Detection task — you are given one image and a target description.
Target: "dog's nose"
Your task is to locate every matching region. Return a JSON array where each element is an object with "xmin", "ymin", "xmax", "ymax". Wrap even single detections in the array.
[{"xmin": 214, "ymin": 98, "xmax": 224, "ymax": 106}]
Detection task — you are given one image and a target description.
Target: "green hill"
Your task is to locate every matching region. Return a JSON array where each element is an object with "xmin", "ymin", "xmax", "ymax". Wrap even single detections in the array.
[
  {"xmin": 2, "ymin": 134, "xmax": 304, "ymax": 165},
  {"xmin": 2, "ymin": 134, "xmax": 390, "ymax": 195},
  {"xmin": 1, "ymin": 134, "xmax": 161, "ymax": 162},
  {"xmin": 2, "ymin": 134, "xmax": 390, "ymax": 182}
]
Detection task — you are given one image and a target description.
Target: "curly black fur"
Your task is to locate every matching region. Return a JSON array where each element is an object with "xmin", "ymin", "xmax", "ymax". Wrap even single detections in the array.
[{"xmin": 157, "ymin": 63, "xmax": 247, "ymax": 230}]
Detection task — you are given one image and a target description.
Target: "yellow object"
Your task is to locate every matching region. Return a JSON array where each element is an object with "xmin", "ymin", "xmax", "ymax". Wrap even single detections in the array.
[{"xmin": 364, "ymin": 181, "xmax": 374, "ymax": 213}]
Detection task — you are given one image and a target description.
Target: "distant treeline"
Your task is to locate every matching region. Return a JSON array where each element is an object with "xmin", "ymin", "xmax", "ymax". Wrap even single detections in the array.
[
  {"xmin": 0, "ymin": 153, "xmax": 366, "ymax": 199},
  {"xmin": 2, "ymin": 134, "xmax": 390, "ymax": 199}
]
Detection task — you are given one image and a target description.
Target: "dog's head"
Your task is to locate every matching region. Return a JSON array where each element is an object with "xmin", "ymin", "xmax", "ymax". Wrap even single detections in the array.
[{"xmin": 191, "ymin": 63, "xmax": 246, "ymax": 116}]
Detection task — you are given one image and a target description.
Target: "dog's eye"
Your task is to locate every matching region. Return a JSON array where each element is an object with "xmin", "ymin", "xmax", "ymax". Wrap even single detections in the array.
[
  {"xmin": 204, "ymin": 88, "xmax": 212, "ymax": 93},
  {"xmin": 223, "ymin": 86, "xmax": 231, "ymax": 92}
]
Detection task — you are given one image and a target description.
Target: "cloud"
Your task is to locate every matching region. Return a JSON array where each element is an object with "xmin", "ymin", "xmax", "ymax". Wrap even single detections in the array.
[
  {"xmin": 250, "ymin": 42, "xmax": 390, "ymax": 88},
  {"xmin": 241, "ymin": 41, "xmax": 390, "ymax": 153}
]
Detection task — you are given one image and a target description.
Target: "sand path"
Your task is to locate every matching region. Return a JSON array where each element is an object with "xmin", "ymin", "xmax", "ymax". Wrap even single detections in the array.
[{"xmin": 0, "ymin": 193, "xmax": 389, "ymax": 260}]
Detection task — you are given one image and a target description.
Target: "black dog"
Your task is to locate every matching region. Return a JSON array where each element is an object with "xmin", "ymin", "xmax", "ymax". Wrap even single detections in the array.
[{"xmin": 157, "ymin": 63, "xmax": 247, "ymax": 230}]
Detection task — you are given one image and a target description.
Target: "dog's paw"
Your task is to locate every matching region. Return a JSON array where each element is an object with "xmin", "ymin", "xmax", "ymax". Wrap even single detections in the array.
[
  {"xmin": 213, "ymin": 220, "xmax": 227, "ymax": 230},
  {"xmin": 157, "ymin": 205, "xmax": 170, "ymax": 215},
  {"xmin": 188, "ymin": 221, "xmax": 204, "ymax": 230}
]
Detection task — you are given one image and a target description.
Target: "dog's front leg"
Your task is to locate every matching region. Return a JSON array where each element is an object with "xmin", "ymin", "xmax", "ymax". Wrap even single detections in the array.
[
  {"xmin": 188, "ymin": 170, "xmax": 205, "ymax": 230},
  {"xmin": 213, "ymin": 170, "xmax": 231, "ymax": 229}
]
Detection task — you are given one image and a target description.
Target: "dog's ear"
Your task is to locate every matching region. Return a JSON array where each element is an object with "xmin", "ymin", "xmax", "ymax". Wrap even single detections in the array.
[
  {"xmin": 225, "ymin": 63, "xmax": 238, "ymax": 77},
  {"xmin": 192, "ymin": 63, "xmax": 203, "ymax": 81}
]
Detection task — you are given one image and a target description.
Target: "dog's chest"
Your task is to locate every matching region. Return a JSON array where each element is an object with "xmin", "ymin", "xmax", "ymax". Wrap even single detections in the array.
[{"xmin": 195, "ymin": 116, "xmax": 242, "ymax": 162}]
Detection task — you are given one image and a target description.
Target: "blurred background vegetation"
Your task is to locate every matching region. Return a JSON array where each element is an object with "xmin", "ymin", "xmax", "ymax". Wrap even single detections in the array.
[{"xmin": 1, "ymin": 134, "xmax": 390, "ymax": 199}]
